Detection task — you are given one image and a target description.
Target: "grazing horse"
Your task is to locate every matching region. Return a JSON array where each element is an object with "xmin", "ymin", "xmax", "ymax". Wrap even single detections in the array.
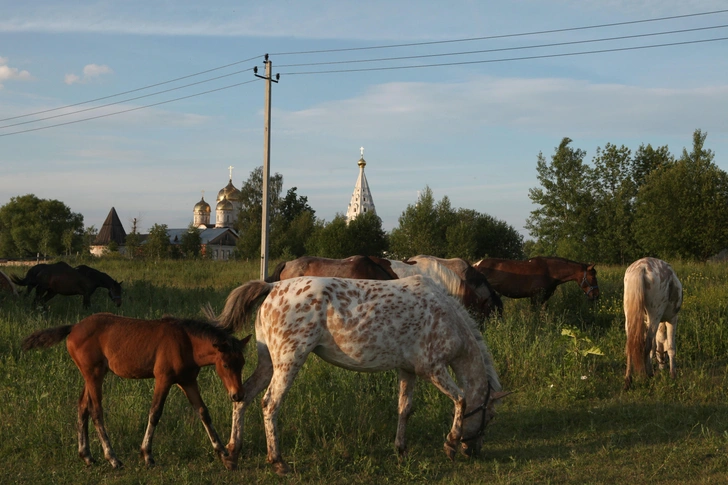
[
  {"xmin": 0, "ymin": 270, "xmax": 18, "ymax": 298},
  {"xmin": 214, "ymin": 276, "xmax": 506, "ymax": 474},
  {"xmin": 22, "ymin": 313, "xmax": 251, "ymax": 468},
  {"xmin": 473, "ymin": 257, "xmax": 600, "ymax": 305},
  {"xmin": 623, "ymin": 257, "xmax": 682, "ymax": 390},
  {"xmin": 379, "ymin": 256, "xmax": 501, "ymax": 321},
  {"xmin": 265, "ymin": 255, "xmax": 398, "ymax": 282},
  {"xmin": 11, "ymin": 262, "xmax": 123, "ymax": 307},
  {"xmin": 405, "ymin": 255, "xmax": 503, "ymax": 318}
]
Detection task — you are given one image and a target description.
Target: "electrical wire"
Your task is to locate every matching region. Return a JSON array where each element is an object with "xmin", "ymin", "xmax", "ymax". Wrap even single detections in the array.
[
  {"xmin": 0, "ymin": 79, "xmax": 260, "ymax": 138},
  {"xmin": 275, "ymin": 24, "xmax": 728, "ymax": 69},
  {"xmin": 0, "ymin": 54, "xmax": 264, "ymax": 123},
  {"xmin": 271, "ymin": 9, "xmax": 728, "ymax": 55},
  {"xmin": 279, "ymin": 36, "xmax": 728, "ymax": 75}
]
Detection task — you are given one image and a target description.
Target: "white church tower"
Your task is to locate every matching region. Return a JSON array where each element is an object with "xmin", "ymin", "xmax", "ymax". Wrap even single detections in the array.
[{"xmin": 346, "ymin": 147, "xmax": 376, "ymax": 223}]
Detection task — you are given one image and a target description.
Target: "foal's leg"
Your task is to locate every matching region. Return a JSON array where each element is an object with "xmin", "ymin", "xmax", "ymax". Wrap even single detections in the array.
[
  {"xmin": 654, "ymin": 321, "xmax": 668, "ymax": 371},
  {"xmin": 224, "ymin": 342, "xmax": 274, "ymax": 470},
  {"xmin": 426, "ymin": 366, "xmax": 467, "ymax": 461},
  {"xmin": 139, "ymin": 378, "xmax": 172, "ymax": 466},
  {"xmin": 395, "ymin": 369, "xmax": 417, "ymax": 457},
  {"xmin": 77, "ymin": 385, "xmax": 94, "ymax": 465},
  {"xmin": 177, "ymin": 380, "xmax": 227, "ymax": 459},
  {"xmin": 664, "ymin": 316, "xmax": 678, "ymax": 379},
  {"xmin": 85, "ymin": 372, "xmax": 123, "ymax": 468}
]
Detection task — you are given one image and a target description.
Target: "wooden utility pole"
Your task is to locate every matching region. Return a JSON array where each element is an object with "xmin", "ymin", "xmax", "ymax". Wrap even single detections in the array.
[{"xmin": 254, "ymin": 55, "xmax": 279, "ymax": 280}]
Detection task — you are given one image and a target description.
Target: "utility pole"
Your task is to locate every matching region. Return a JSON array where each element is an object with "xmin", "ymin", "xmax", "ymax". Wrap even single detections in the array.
[{"xmin": 254, "ymin": 54, "xmax": 279, "ymax": 280}]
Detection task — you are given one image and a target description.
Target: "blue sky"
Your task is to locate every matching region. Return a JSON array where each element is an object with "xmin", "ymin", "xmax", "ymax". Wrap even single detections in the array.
[{"xmin": 2, "ymin": 1, "xmax": 727, "ymax": 238}]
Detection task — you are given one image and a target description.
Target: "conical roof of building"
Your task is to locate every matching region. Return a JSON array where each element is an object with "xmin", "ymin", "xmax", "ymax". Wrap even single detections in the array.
[
  {"xmin": 346, "ymin": 148, "xmax": 376, "ymax": 223},
  {"xmin": 93, "ymin": 207, "xmax": 127, "ymax": 245}
]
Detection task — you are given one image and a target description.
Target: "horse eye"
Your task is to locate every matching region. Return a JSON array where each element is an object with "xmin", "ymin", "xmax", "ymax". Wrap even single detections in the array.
[{"xmin": 223, "ymin": 364, "xmax": 230, "ymax": 369}]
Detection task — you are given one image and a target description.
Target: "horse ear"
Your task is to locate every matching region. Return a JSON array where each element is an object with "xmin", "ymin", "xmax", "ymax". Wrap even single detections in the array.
[
  {"xmin": 587, "ymin": 264, "xmax": 595, "ymax": 271},
  {"xmin": 119, "ymin": 281, "xmax": 124, "ymax": 286},
  {"xmin": 241, "ymin": 334, "xmax": 253, "ymax": 347}
]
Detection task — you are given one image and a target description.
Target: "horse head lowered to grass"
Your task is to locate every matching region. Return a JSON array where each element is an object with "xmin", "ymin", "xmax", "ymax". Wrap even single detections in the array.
[
  {"xmin": 11, "ymin": 262, "xmax": 123, "ymax": 308},
  {"xmin": 22, "ymin": 313, "xmax": 251, "ymax": 468},
  {"xmin": 212, "ymin": 275, "xmax": 507, "ymax": 475}
]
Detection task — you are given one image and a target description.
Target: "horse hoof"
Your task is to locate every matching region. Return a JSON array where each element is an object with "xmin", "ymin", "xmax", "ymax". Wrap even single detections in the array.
[
  {"xmin": 110, "ymin": 459, "xmax": 124, "ymax": 469},
  {"xmin": 443, "ymin": 442, "xmax": 457, "ymax": 462},
  {"xmin": 80, "ymin": 454, "xmax": 95, "ymax": 466},
  {"xmin": 272, "ymin": 461, "xmax": 290, "ymax": 476}
]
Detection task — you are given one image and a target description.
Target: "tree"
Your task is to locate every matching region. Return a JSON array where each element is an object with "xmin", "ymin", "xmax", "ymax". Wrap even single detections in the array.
[
  {"xmin": 445, "ymin": 209, "xmax": 523, "ymax": 261},
  {"xmin": 526, "ymin": 138, "xmax": 595, "ymax": 260},
  {"xmin": 145, "ymin": 224, "xmax": 170, "ymax": 260},
  {"xmin": 0, "ymin": 194, "xmax": 84, "ymax": 258},
  {"xmin": 589, "ymin": 143, "xmax": 638, "ymax": 264},
  {"xmin": 346, "ymin": 211, "xmax": 389, "ymax": 256},
  {"xmin": 306, "ymin": 215, "xmax": 351, "ymax": 258},
  {"xmin": 634, "ymin": 130, "xmax": 728, "ymax": 260},
  {"xmin": 235, "ymin": 166, "xmax": 285, "ymax": 259},
  {"xmin": 389, "ymin": 187, "xmax": 454, "ymax": 258},
  {"xmin": 180, "ymin": 224, "xmax": 202, "ymax": 258}
]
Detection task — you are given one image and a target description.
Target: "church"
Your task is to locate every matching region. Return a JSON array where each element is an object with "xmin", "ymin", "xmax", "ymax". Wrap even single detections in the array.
[{"xmin": 345, "ymin": 147, "xmax": 376, "ymax": 223}]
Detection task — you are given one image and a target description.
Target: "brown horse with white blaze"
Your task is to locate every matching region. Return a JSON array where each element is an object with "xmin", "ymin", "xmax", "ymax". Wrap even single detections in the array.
[
  {"xmin": 22, "ymin": 313, "xmax": 251, "ymax": 468},
  {"xmin": 623, "ymin": 257, "xmax": 682, "ymax": 390},
  {"xmin": 473, "ymin": 257, "xmax": 599, "ymax": 306}
]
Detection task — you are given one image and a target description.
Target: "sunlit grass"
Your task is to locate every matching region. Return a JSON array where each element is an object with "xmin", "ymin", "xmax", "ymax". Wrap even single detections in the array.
[{"xmin": 1, "ymin": 259, "xmax": 728, "ymax": 483}]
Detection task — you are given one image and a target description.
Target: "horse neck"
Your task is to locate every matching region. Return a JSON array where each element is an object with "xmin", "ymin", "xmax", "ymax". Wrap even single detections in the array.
[
  {"xmin": 452, "ymin": 338, "xmax": 492, "ymax": 406},
  {"xmin": 188, "ymin": 334, "xmax": 220, "ymax": 367},
  {"xmin": 546, "ymin": 259, "xmax": 584, "ymax": 282}
]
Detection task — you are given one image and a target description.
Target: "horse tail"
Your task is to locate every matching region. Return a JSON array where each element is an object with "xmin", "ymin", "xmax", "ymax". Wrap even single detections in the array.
[
  {"xmin": 218, "ymin": 280, "xmax": 274, "ymax": 333},
  {"xmin": 265, "ymin": 261, "xmax": 286, "ymax": 283},
  {"xmin": 9, "ymin": 273, "xmax": 27, "ymax": 286},
  {"xmin": 22, "ymin": 325, "xmax": 73, "ymax": 351},
  {"xmin": 624, "ymin": 265, "xmax": 647, "ymax": 376}
]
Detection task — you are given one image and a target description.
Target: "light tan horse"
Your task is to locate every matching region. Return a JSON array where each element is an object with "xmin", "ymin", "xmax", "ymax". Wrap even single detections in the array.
[
  {"xmin": 623, "ymin": 258, "xmax": 683, "ymax": 390},
  {"xmin": 214, "ymin": 275, "xmax": 506, "ymax": 475}
]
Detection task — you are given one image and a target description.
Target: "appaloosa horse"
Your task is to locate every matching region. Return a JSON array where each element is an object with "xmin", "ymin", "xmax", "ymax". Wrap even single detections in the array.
[
  {"xmin": 213, "ymin": 275, "xmax": 506, "ymax": 474},
  {"xmin": 473, "ymin": 257, "xmax": 599, "ymax": 305},
  {"xmin": 11, "ymin": 262, "xmax": 122, "ymax": 307},
  {"xmin": 265, "ymin": 255, "xmax": 398, "ymax": 282},
  {"xmin": 623, "ymin": 257, "xmax": 682, "ymax": 390},
  {"xmin": 22, "ymin": 313, "xmax": 251, "ymax": 468}
]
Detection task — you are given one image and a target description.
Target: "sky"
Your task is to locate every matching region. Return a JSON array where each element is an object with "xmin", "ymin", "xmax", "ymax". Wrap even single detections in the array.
[{"xmin": 1, "ymin": 1, "xmax": 727, "ymax": 239}]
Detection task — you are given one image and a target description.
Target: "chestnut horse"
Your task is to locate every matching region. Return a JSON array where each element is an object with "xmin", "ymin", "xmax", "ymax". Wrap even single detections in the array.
[
  {"xmin": 214, "ymin": 276, "xmax": 505, "ymax": 474},
  {"xmin": 11, "ymin": 261, "xmax": 123, "ymax": 307},
  {"xmin": 22, "ymin": 313, "xmax": 251, "ymax": 468},
  {"xmin": 473, "ymin": 257, "xmax": 599, "ymax": 305},
  {"xmin": 404, "ymin": 255, "xmax": 503, "ymax": 318},
  {"xmin": 623, "ymin": 257, "xmax": 682, "ymax": 390},
  {"xmin": 265, "ymin": 255, "xmax": 398, "ymax": 282}
]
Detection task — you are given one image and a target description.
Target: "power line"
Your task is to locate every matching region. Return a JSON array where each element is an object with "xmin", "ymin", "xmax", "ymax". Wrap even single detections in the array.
[
  {"xmin": 0, "ymin": 66, "xmax": 258, "ymax": 130},
  {"xmin": 271, "ymin": 9, "xmax": 728, "ymax": 56},
  {"xmin": 0, "ymin": 54, "xmax": 263, "ymax": 123},
  {"xmin": 276, "ymin": 24, "xmax": 728, "ymax": 69},
  {"xmin": 0, "ymin": 79, "xmax": 260, "ymax": 138},
  {"xmin": 280, "ymin": 36, "xmax": 728, "ymax": 75}
]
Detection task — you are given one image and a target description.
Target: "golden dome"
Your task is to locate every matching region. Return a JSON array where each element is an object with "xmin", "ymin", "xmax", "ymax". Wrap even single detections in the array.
[
  {"xmin": 217, "ymin": 179, "xmax": 241, "ymax": 203},
  {"xmin": 194, "ymin": 197, "xmax": 211, "ymax": 213},
  {"xmin": 216, "ymin": 197, "xmax": 234, "ymax": 211}
]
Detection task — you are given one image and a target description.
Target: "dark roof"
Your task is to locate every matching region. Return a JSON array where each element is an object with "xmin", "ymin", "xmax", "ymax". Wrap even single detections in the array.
[{"xmin": 93, "ymin": 207, "xmax": 127, "ymax": 245}]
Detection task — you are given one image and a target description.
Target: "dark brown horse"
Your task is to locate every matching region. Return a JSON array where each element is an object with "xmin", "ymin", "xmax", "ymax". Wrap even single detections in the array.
[
  {"xmin": 266, "ymin": 255, "xmax": 399, "ymax": 282},
  {"xmin": 473, "ymin": 257, "xmax": 599, "ymax": 306},
  {"xmin": 11, "ymin": 262, "xmax": 123, "ymax": 307},
  {"xmin": 403, "ymin": 255, "xmax": 503, "ymax": 319},
  {"xmin": 22, "ymin": 313, "xmax": 252, "ymax": 468}
]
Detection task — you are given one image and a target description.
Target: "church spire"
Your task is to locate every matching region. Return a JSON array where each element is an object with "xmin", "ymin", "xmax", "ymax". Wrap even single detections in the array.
[{"xmin": 346, "ymin": 147, "xmax": 376, "ymax": 223}]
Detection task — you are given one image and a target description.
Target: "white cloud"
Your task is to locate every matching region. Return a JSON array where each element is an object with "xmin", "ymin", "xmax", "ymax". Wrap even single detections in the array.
[
  {"xmin": 65, "ymin": 63, "xmax": 113, "ymax": 84},
  {"xmin": 0, "ymin": 57, "xmax": 32, "ymax": 88}
]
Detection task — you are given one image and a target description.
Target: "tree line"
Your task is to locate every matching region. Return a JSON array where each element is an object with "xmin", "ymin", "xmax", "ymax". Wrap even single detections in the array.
[
  {"xmin": 2, "ymin": 128, "xmax": 723, "ymax": 263},
  {"xmin": 526, "ymin": 129, "xmax": 728, "ymax": 263}
]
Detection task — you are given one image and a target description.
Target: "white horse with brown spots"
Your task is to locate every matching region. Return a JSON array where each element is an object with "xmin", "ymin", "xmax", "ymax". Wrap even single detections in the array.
[
  {"xmin": 214, "ymin": 275, "xmax": 505, "ymax": 475},
  {"xmin": 623, "ymin": 257, "xmax": 683, "ymax": 390}
]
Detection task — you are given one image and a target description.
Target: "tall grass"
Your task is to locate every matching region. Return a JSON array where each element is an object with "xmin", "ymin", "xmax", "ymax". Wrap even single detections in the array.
[{"xmin": 1, "ymin": 259, "xmax": 728, "ymax": 483}]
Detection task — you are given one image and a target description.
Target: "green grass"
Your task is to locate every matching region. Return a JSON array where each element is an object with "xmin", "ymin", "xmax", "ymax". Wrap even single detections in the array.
[{"xmin": 1, "ymin": 259, "xmax": 728, "ymax": 484}]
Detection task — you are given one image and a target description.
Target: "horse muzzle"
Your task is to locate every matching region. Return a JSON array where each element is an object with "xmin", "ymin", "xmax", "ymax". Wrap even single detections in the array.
[{"xmin": 230, "ymin": 391, "xmax": 243, "ymax": 402}]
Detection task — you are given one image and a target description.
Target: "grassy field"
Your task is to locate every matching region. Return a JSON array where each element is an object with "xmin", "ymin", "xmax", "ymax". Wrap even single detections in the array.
[{"xmin": 1, "ymin": 258, "xmax": 728, "ymax": 484}]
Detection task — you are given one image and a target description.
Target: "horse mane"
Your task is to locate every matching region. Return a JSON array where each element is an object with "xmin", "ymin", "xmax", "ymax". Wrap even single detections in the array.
[
  {"xmin": 159, "ymin": 316, "xmax": 236, "ymax": 344},
  {"xmin": 75, "ymin": 265, "xmax": 120, "ymax": 288},
  {"xmin": 530, "ymin": 256, "xmax": 590, "ymax": 268},
  {"xmin": 392, "ymin": 259, "xmax": 466, "ymax": 303},
  {"xmin": 441, "ymin": 289, "xmax": 502, "ymax": 392}
]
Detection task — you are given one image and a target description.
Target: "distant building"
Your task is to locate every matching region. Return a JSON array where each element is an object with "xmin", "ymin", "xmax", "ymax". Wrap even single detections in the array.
[
  {"xmin": 194, "ymin": 166, "xmax": 243, "ymax": 229},
  {"xmin": 346, "ymin": 147, "xmax": 376, "ymax": 223},
  {"xmin": 166, "ymin": 227, "xmax": 239, "ymax": 261},
  {"xmin": 90, "ymin": 207, "xmax": 126, "ymax": 257}
]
